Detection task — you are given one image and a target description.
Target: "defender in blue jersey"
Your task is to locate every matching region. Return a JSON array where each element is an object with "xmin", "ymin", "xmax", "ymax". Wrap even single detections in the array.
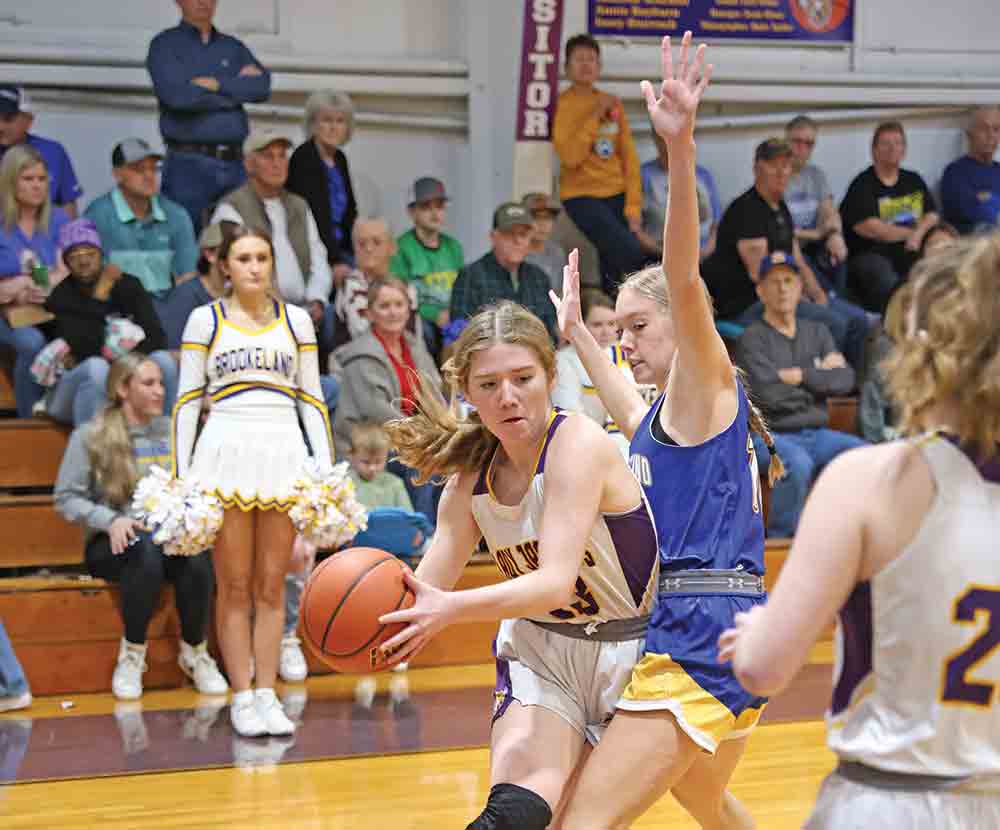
[{"xmin": 552, "ymin": 33, "xmax": 781, "ymax": 830}]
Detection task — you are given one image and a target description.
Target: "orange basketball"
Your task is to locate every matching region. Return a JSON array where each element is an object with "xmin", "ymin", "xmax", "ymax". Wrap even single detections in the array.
[{"xmin": 300, "ymin": 547, "xmax": 415, "ymax": 674}]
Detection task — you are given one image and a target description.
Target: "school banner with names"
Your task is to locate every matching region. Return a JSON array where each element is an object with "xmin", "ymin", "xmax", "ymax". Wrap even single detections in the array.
[{"xmin": 588, "ymin": 0, "xmax": 854, "ymax": 43}]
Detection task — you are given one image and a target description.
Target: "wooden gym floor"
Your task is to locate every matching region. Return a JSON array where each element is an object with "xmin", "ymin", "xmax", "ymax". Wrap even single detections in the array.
[{"xmin": 0, "ymin": 645, "xmax": 837, "ymax": 829}]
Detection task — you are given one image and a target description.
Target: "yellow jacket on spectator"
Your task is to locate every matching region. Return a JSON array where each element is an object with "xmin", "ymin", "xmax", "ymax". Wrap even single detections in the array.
[{"xmin": 553, "ymin": 86, "xmax": 642, "ymax": 220}]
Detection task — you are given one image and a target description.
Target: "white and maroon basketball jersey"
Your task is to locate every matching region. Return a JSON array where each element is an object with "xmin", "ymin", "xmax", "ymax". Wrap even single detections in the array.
[
  {"xmin": 470, "ymin": 410, "xmax": 659, "ymax": 626},
  {"xmin": 828, "ymin": 433, "xmax": 1000, "ymax": 781}
]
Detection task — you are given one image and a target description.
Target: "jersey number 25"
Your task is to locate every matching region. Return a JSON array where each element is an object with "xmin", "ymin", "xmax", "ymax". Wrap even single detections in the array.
[{"xmin": 941, "ymin": 585, "xmax": 1000, "ymax": 707}]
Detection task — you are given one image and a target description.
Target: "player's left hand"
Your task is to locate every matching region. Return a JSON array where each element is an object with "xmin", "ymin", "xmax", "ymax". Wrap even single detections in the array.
[
  {"xmin": 716, "ymin": 605, "xmax": 766, "ymax": 663},
  {"xmin": 641, "ymin": 31, "xmax": 712, "ymax": 144},
  {"xmin": 378, "ymin": 570, "xmax": 456, "ymax": 663}
]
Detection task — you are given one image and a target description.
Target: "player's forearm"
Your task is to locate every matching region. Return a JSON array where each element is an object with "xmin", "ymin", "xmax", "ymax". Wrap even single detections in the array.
[
  {"xmin": 448, "ymin": 570, "xmax": 575, "ymax": 623},
  {"xmin": 662, "ymin": 137, "xmax": 701, "ymax": 288}
]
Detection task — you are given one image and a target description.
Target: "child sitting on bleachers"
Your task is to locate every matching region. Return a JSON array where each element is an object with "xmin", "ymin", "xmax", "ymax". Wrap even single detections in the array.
[{"xmin": 347, "ymin": 421, "xmax": 431, "ymax": 563}]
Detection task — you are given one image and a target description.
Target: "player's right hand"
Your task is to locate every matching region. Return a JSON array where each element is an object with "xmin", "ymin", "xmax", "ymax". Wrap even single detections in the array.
[{"xmin": 549, "ymin": 248, "xmax": 584, "ymax": 344}]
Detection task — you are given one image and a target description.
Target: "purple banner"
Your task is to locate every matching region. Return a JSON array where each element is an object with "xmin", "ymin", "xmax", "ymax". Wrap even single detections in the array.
[
  {"xmin": 588, "ymin": 0, "xmax": 854, "ymax": 43},
  {"xmin": 516, "ymin": 0, "xmax": 566, "ymax": 141}
]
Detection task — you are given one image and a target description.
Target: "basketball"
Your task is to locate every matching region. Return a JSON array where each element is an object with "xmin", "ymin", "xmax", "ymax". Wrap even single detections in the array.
[{"xmin": 300, "ymin": 546, "xmax": 416, "ymax": 674}]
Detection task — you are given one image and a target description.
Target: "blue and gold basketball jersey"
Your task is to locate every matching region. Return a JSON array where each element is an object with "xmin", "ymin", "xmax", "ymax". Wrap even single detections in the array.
[{"xmin": 628, "ymin": 377, "xmax": 765, "ymax": 575}]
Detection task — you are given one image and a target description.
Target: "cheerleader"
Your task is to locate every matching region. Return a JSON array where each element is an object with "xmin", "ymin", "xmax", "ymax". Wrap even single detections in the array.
[{"xmin": 172, "ymin": 225, "xmax": 334, "ymax": 737}]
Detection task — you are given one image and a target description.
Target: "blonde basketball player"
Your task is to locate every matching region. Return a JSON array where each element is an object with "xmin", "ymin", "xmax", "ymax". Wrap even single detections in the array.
[
  {"xmin": 550, "ymin": 33, "xmax": 781, "ymax": 830},
  {"xmin": 173, "ymin": 226, "xmax": 334, "ymax": 738},
  {"xmin": 378, "ymin": 301, "xmax": 659, "ymax": 830},
  {"xmin": 719, "ymin": 235, "xmax": 1000, "ymax": 827}
]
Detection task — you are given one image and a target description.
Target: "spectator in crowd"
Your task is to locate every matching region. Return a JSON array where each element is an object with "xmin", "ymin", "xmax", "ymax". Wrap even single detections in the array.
[
  {"xmin": 331, "ymin": 277, "xmax": 441, "ymax": 517},
  {"xmin": 147, "ymin": 0, "xmax": 271, "ymax": 231},
  {"xmin": 784, "ymin": 115, "xmax": 851, "ymax": 295},
  {"xmin": 840, "ymin": 121, "xmax": 939, "ymax": 313},
  {"xmin": 551, "ymin": 287, "xmax": 645, "ymax": 457},
  {"xmin": 84, "ymin": 138, "xmax": 198, "ymax": 299},
  {"xmin": 449, "ymin": 202, "xmax": 558, "ymax": 344},
  {"xmin": 940, "ymin": 105, "xmax": 1000, "ymax": 234},
  {"xmin": 157, "ymin": 220, "xmax": 234, "ymax": 352},
  {"xmin": 43, "ymin": 219, "xmax": 178, "ymax": 426},
  {"xmin": 553, "ymin": 33, "xmax": 646, "ymax": 295},
  {"xmin": 0, "ymin": 145, "xmax": 70, "ymax": 417},
  {"xmin": 737, "ymin": 252, "xmax": 866, "ymax": 537},
  {"xmin": 389, "ymin": 177, "xmax": 464, "ymax": 357},
  {"xmin": 702, "ymin": 138, "xmax": 868, "ymax": 369},
  {"xmin": 335, "ymin": 216, "xmax": 421, "ymax": 344},
  {"xmin": 0, "ymin": 86, "xmax": 82, "ymax": 217},
  {"xmin": 0, "ymin": 620, "xmax": 30, "ymax": 712},
  {"xmin": 287, "ymin": 90, "xmax": 358, "ymax": 284},
  {"xmin": 53, "ymin": 353, "xmax": 226, "ymax": 700},
  {"xmin": 211, "ymin": 130, "xmax": 335, "ymax": 375},
  {"xmin": 522, "ymin": 192, "xmax": 567, "ymax": 296},
  {"xmin": 640, "ymin": 125, "xmax": 720, "ymax": 260}
]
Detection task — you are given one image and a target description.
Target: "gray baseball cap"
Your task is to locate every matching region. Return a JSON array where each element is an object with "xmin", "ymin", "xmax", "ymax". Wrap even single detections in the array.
[
  {"xmin": 112, "ymin": 138, "xmax": 163, "ymax": 167},
  {"xmin": 492, "ymin": 202, "xmax": 534, "ymax": 232},
  {"xmin": 243, "ymin": 129, "xmax": 292, "ymax": 156}
]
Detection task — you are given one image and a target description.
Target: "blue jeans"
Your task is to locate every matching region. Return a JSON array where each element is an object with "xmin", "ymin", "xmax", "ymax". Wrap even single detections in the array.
[
  {"xmin": 47, "ymin": 351, "xmax": 178, "ymax": 426},
  {"xmin": 0, "ymin": 318, "xmax": 45, "ymax": 417},
  {"xmin": 0, "ymin": 619, "xmax": 28, "ymax": 698},
  {"xmin": 758, "ymin": 428, "xmax": 867, "ymax": 537},
  {"xmin": 563, "ymin": 194, "xmax": 648, "ymax": 296},
  {"xmin": 161, "ymin": 151, "xmax": 246, "ymax": 234}
]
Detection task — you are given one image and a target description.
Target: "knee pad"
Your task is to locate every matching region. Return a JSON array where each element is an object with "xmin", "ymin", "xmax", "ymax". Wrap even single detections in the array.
[{"xmin": 466, "ymin": 783, "xmax": 552, "ymax": 830}]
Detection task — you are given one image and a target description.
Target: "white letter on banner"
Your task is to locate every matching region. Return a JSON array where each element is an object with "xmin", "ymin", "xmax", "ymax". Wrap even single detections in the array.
[
  {"xmin": 526, "ymin": 81, "xmax": 551, "ymax": 109},
  {"xmin": 533, "ymin": 24, "xmax": 551, "ymax": 52},
  {"xmin": 527, "ymin": 52, "xmax": 555, "ymax": 81},
  {"xmin": 523, "ymin": 110, "xmax": 549, "ymax": 138},
  {"xmin": 533, "ymin": 0, "xmax": 557, "ymax": 25}
]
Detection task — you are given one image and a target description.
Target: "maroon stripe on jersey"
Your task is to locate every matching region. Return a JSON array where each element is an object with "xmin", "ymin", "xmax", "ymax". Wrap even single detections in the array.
[
  {"xmin": 831, "ymin": 581, "xmax": 873, "ymax": 716},
  {"xmin": 605, "ymin": 503, "xmax": 659, "ymax": 608},
  {"xmin": 535, "ymin": 410, "xmax": 568, "ymax": 474}
]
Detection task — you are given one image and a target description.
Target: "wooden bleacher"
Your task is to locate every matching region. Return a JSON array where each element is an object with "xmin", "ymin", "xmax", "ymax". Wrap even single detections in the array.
[{"xmin": 0, "ymin": 349, "xmax": 826, "ymax": 697}]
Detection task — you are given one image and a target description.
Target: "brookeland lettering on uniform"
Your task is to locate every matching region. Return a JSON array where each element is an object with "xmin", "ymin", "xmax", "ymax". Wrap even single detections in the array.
[
  {"xmin": 494, "ymin": 539, "xmax": 596, "ymax": 580},
  {"xmin": 214, "ymin": 346, "xmax": 295, "ymax": 379},
  {"xmin": 629, "ymin": 453, "xmax": 653, "ymax": 487}
]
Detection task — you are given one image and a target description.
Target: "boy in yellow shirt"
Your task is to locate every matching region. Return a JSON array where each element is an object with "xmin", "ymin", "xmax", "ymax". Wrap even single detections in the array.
[{"xmin": 553, "ymin": 33, "xmax": 650, "ymax": 295}]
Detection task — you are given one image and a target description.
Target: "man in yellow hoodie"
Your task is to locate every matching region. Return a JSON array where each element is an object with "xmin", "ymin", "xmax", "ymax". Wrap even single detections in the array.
[{"xmin": 554, "ymin": 34, "xmax": 650, "ymax": 295}]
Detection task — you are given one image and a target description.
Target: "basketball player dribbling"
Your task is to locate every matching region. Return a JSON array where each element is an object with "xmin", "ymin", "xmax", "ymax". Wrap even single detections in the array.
[
  {"xmin": 376, "ymin": 300, "xmax": 660, "ymax": 830},
  {"xmin": 550, "ymin": 33, "xmax": 781, "ymax": 830},
  {"xmin": 719, "ymin": 235, "xmax": 1000, "ymax": 828}
]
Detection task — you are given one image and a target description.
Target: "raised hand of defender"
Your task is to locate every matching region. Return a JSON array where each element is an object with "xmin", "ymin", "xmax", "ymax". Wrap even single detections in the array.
[
  {"xmin": 641, "ymin": 31, "xmax": 712, "ymax": 142},
  {"xmin": 549, "ymin": 248, "xmax": 584, "ymax": 343}
]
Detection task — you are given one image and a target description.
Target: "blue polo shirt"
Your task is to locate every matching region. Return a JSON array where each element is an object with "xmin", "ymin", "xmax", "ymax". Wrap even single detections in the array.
[
  {"xmin": 146, "ymin": 20, "xmax": 271, "ymax": 144},
  {"xmin": 0, "ymin": 206, "xmax": 70, "ymax": 277},
  {"xmin": 83, "ymin": 188, "xmax": 198, "ymax": 297},
  {"xmin": 0, "ymin": 134, "xmax": 82, "ymax": 208}
]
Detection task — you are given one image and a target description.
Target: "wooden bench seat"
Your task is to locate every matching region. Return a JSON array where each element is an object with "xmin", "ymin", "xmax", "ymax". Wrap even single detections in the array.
[
  {"xmin": 0, "ymin": 419, "xmax": 70, "ymax": 489},
  {"xmin": 0, "ymin": 495, "xmax": 83, "ymax": 567}
]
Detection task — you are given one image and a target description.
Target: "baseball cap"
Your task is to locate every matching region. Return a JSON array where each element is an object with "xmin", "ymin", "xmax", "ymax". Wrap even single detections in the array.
[
  {"xmin": 492, "ymin": 202, "xmax": 534, "ymax": 232},
  {"xmin": 198, "ymin": 222, "xmax": 225, "ymax": 249},
  {"xmin": 0, "ymin": 85, "xmax": 30, "ymax": 116},
  {"xmin": 243, "ymin": 129, "xmax": 292, "ymax": 156},
  {"xmin": 407, "ymin": 177, "xmax": 448, "ymax": 206},
  {"xmin": 111, "ymin": 137, "xmax": 164, "ymax": 167},
  {"xmin": 521, "ymin": 192, "xmax": 562, "ymax": 215},
  {"xmin": 755, "ymin": 137, "xmax": 793, "ymax": 162},
  {"xmin": 59, "ymin": 218, "xmax": 103, "ymax": 261},
  {"xmin": 758, "ymin": 251, "xmax": 800, "ymax": 279}
]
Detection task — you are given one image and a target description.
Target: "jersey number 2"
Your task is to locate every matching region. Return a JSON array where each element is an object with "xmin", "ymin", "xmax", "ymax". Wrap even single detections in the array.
[{"xmin": 941, "ymin": 586, "xmax": 1000, "ymax": 707}]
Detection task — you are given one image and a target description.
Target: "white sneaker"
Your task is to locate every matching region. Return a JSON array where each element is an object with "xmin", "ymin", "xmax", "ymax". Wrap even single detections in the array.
[
  {"xmin": 178, "ymin": 645, "xmax": 229, "ymax": 695},
  {"xmin": 112, "ymin": 640, "xmax": 147, "ymax": 701},
  {"xmin": 254, "ymin": 688, "xmax": 295, "ymax": 736},
  {"xmin": 354, "ymin": 676, "xmax": 377, "ymax": 709},
  {"xmin": 230, "ymin": 692, "xmax": 268, "ymax": 738},
  {"xmin": 0, "ymin": 691, "xmax": 31, "ymax": 713},
  {"xmin": 113, "ymin": 701, "xmax": 149, "ymax": 754},
  {"xmin": 278, "ymin": 636, "xmax": 308, "ymax": 683},
  {"xmin": 281, "ymin": 688, "xmax": 308, "ymax": 723}
]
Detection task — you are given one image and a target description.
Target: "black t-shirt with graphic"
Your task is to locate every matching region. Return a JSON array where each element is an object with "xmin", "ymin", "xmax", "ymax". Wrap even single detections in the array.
[{"xmin": 840, "ymin": 166, "xmax": 936, "ymax": 261}]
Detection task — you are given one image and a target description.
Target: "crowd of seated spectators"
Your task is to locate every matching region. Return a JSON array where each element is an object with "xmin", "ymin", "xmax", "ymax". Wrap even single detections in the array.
[{"xmin": 0, "ymin": 8, "xmax": 995, "ymax": 710}]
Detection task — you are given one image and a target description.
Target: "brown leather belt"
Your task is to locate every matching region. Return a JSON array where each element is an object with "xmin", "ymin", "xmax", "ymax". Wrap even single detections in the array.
[{"xmin": 166, "ymin": 142, "xmax": 242, "ymax": 161}]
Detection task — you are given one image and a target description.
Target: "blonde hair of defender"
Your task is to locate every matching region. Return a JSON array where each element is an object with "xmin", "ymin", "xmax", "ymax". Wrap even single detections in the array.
[
  {"xmin": 619, "ymin": 264, "xmax": 785, "ymax": 485},
  {"xmin": 385, "ymin": 301, "xmax": 556, "ymax": 484},
  {"xmin": 882, "ymin": 233, "xmax": 1000, "ymax": 456},
  {"xmin": 86, "ymin": 353, "xmax": 158, "ymax": 508}
]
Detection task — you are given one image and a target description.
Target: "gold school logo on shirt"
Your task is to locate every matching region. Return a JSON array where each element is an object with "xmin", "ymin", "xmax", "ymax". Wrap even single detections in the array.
[
  {"xmin": 878, "ymin": 192, "xmax": 924, "ymax": 226},
  {"xmin": 214, "ymin": 346, "xmax": 295, "ymax": 379}
]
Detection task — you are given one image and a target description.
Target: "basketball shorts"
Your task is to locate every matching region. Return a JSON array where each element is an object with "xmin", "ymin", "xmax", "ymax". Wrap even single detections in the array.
[
  {"xmin": 492, "ymin": 618, "xmax": 645, "ymax": 746},
  {"xmin": 618, "ymin": 594, "xmax": 767, "ymax": 754},
  {"xmin": 806, "ymin": 767, "xmax": 1000, "ymax": 829}
]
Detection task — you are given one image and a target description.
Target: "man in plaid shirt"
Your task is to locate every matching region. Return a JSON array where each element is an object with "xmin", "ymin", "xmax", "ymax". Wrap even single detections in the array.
[{"xmin": 449, "ymin": 202, "xmax": 559, "ymax": 344}]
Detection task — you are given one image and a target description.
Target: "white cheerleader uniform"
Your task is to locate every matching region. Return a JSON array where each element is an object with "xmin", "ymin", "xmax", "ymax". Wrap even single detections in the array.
[{"xmin": 172, "ymin": 299, "xmax": 334, "ymax": 511}]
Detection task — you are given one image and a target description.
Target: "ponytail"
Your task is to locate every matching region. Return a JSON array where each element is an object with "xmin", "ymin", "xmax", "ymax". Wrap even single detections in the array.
[
  {"xmin": 385, "ymin": 371, "xmax": 498, "ymax": 485},
  {"xmin": 737, "ymin": 368, "xmax": 785, "ymax": 486}
]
